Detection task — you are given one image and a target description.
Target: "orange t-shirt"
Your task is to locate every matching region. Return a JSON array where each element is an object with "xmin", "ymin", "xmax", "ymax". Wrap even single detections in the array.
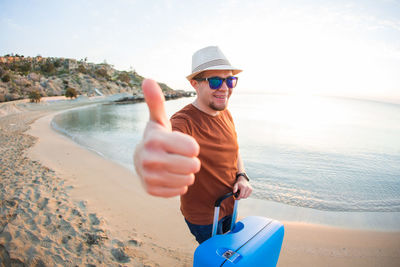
[{"xmin": 171, "ymin": 104, "xmax": 238, "ymax": 225}]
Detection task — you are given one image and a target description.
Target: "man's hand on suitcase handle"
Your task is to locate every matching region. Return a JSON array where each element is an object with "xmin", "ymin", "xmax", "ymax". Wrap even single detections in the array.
[
  {"xmin": 133, "ymin": 79, "xmax": 201, "ymax": 198},
  {"xmin": 214, "ymin": 191, "xmax": 240, "ymax": 207},
  {"xmin": 233, "ymin": 176, "xmax": 253, "ymax": 200}
]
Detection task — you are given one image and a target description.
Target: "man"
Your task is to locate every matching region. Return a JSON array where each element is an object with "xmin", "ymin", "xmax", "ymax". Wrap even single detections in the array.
[{"xmin": 134, "ymin": 46, "xmax": 252, "ymax": 244}]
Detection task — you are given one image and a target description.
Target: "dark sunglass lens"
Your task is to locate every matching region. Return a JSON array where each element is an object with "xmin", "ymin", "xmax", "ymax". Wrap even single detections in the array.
[
  {"xmin": 227, "ymin": 77, "xmax": 238, "ymax": 88},
  {"xmin": 208, "ymin": 77, "xmax": 223, "ymax": 89}
]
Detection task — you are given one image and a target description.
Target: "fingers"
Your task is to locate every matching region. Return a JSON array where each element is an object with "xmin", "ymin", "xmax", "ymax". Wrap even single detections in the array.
[
  {"xmin": 144, "ymin": 172, "xmax": 195, "ymax": 188},
  {"xmin": 233, "ymin": 183, "xmax": 239, "ymax": 194},
  {"xmin": 144, "ymin": 123, "xmax": 199, "ymax": 157},
  {"xmin": 135, "ymin": 144, "xmax": 200, "ymax": 198},
  {"xmin": 140, "ymin": 172, "xmax": 198, "ymax": 198},
  {"xmin": 142, "ymin": 151, "xmax": 201, "ymax": 175},
  {"xmin": 142, "ymin": 79, "xmax": 171, "ymax": 130},
  {"xmin": 234, "ymin": 182, "xmax": 253, "ymax": 200},
  {"xmin": 139, "ymin": 153, "xmax": 200, "ymax": 198},
  {"xmin": 135, "ymin": 119, "xmax": 201, "ymax": 198},
  {"xmin": 147, "ymin": 186, "xmax": 190, "ymax": 198},
  {"xmin": 139, "ymin": 139, "xmax": 200, "ymax": 197},
  {"xmin": 136, "ymin": 78, "xmax": 201, "ymax": 198}
]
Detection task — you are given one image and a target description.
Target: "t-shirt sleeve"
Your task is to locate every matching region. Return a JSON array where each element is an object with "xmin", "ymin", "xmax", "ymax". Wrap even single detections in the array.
[
  {"xmin": 170, "ymin": 115, "xmax": 192, "ymax": 135},
  {"xmin": 225, "ymin": 109, "xmax": 237, "ymax": 138},
  {"xmin": 225, "ymin": 109, "xmax": 235, "ymax": 125}
]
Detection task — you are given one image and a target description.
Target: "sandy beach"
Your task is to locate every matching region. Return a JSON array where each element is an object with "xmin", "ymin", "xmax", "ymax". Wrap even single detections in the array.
[{"xmin": 1, "ymin": 97, "xmax": 399, "ymax": 266}]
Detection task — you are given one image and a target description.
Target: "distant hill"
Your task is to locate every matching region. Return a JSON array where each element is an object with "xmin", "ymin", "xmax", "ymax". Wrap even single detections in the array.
[{"xmin": 0, "ymin": 55, "xmax": 186, "ymax": 102}]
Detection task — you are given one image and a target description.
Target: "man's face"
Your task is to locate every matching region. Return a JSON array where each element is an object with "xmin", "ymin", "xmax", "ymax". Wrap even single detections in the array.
[{"xmin": 192, "ymin": 70, "xmax": 234, "ymax": 115}]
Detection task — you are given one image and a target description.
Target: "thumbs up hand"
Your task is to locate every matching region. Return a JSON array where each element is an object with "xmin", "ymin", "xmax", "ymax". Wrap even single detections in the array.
[{"xmin": 134, "ymin": 79, "xmax": 201, "ymax": 197}]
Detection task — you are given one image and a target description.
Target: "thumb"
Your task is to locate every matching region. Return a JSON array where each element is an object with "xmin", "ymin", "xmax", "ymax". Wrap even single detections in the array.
[
  {"xmin": 233, "ymin": 183, "xmax": 238, "ymax": 194},
  {"xmin": 142, "ymin": 79, "xmax": 171, "ymax": 130}
]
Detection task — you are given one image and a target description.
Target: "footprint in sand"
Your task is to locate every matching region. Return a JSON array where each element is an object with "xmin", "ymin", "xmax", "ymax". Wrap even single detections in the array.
[
  {"xmin": 0, "ymin": 229, "xmax": 12, "ymax": 243},
  {"xmin": 25, "ymin": 230, "xmax": 40, "ymax": 244},
  {"xmin": 111, "ymin": 247, "xmax": 130, "ymax": 263},
  {"xmin": 37, "ymin": 197, "xmax": 49, "ymax": 210},
  {"xmin": 89, "ymin": 213, "xmax": 100, "ymax": 226}
]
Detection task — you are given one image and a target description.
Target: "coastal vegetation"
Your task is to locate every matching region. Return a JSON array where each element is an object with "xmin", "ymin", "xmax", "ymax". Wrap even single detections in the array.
[
  {"xmin": 0, "ymin": 54, "xmax": 186, "ymax": 103},
  {"xmin": 28, "ymin": 90, "xmax": 41, "ymax": 103},
  {"xmin": 65, "ymin": 87, "xmax": 78, "ymax": 99}
]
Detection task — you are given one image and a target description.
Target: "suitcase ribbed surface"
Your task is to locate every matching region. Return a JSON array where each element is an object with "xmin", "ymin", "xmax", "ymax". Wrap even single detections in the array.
[{"xmin": 194, "ymin": 216, "xmax": 284, "ymax": 267}]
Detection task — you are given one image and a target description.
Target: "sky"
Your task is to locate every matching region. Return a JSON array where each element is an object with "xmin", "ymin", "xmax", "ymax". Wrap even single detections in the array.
[{"xmin": 1, "ymin": 0, "xmax": 400, "ymax": 102}]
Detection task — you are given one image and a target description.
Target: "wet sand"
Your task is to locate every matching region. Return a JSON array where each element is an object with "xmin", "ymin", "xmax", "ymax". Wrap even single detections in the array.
[{"xmin": 1, "ymin": 98, "xmax": 399, "ymax": 266}]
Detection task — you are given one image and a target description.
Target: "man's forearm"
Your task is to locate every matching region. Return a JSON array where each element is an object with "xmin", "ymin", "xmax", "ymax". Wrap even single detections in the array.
[
  {"xmin": 233, "ymin": 152, "xmax": 253, "ymax": 199},
  {"xmin": 237, "ymin": 153, "xmax": 245, "ymax": 173}
]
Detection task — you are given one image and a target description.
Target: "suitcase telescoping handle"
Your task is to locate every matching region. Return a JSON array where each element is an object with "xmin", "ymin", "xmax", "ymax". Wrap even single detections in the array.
[{"xmin": 211, "ymin": 191, "xmax": 240, "ymax": 237}]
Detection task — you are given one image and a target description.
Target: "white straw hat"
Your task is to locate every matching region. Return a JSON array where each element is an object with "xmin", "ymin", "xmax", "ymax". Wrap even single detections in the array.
[{"xmin": 186, "ymin": 46, "xmax": 242, "ymax": 81}]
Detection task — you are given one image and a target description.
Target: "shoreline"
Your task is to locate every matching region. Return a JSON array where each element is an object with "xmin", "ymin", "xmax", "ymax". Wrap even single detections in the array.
[
  {"xmin": 52, "ymin": 110, "xmax": 400, "ymax": 233},
  {"xmin": 28, "ymin": 111, "xmax": 196, "ymax": 265},
  {"xmin": 240, "ymin": 197, "xmax": 400, "ymax": 232},
  {"xmin": 49, "ymin": 97, "xmax": 400, "ymax": 232},
  {"xmin": 1, "ymin": 98, "xmax": 400, "ymax": 266},
  {"xmin": 0, "ymin": 98, "xmax": 195, "ymax": 266}
]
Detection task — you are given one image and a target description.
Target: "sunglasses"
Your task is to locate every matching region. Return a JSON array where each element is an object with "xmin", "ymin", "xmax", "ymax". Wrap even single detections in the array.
[{"xmin": 194, "ymin": 76, "xmax": 238, "ymax": 90}]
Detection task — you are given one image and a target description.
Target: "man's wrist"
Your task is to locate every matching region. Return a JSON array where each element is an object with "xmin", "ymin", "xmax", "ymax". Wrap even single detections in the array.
[{"xmin": 236, "ymin": 172, "xmax": 249, "ymax": 182}]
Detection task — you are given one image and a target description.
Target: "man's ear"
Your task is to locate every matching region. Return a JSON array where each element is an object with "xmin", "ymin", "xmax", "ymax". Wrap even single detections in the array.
[{"xmin": 190, "ymin": 79, "xmax": 199, "ymax": 90}]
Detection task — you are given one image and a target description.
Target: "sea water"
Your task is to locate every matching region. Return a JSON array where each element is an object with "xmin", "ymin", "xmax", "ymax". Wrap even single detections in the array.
[{"xmin": 52, "ymin": 93, "xmax": 400, "ymax": 230}]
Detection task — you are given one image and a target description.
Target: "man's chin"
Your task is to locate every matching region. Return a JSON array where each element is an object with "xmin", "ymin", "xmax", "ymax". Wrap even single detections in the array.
[{"xmin": 210, "ymin": 103, "xmax": 227, "ymax": 111}]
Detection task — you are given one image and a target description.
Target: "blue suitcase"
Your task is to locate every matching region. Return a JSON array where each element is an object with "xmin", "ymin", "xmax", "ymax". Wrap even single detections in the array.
[{"xmin": 193, "ymin": 192, "xmax": 284, "ymax": 266}]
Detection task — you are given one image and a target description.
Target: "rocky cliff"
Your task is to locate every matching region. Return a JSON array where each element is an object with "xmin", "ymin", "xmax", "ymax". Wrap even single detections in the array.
[{"xmin": 0, "ymin": 55, "xmax": 190, "ymax": 102}]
